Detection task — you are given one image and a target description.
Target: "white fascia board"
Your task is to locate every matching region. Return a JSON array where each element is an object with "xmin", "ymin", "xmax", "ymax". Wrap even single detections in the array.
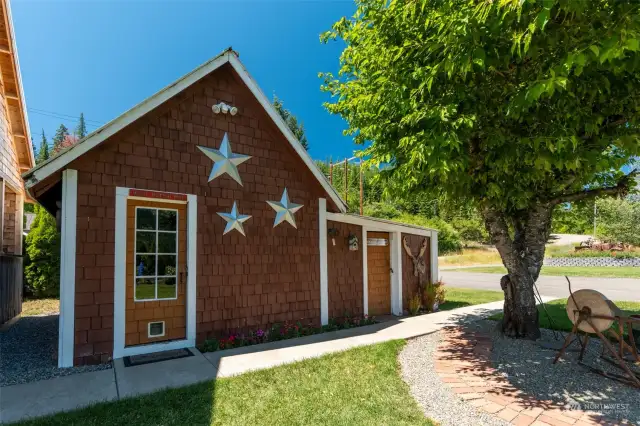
[
  {"xmin": 326, "ymin": 212, "xmax": 437, "ymax": 237},
  {"xmin": 227, "ymin": 55, "xmax": 347, "ymax": 213},
  {"xmin": 23, "ymin": 53, "xmax": 231, "ymax": 187}
]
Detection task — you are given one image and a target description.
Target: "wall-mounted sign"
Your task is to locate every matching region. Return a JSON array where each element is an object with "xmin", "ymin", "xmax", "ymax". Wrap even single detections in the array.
[{"xmin": 367, "ymin": 238, "xmax": 388, "ymax": 247}]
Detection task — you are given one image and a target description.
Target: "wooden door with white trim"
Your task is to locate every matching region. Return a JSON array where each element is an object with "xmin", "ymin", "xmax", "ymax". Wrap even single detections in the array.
[
  {"xmin": 367, "ymin": 232, "xmax": 391, "ymax": 316},
  {"xmin": 125, "ymin": 199, "xmax": 187, "ymax": 346}
]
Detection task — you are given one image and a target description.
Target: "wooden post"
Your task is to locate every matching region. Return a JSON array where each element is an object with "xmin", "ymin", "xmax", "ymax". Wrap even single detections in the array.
[
  {"xmin": 329, "ymin": 161, "xmax": 333, "ymax": 185},
  {"xmin": 359, "ymin": 159, "xmax": 363, "ymax": 216}
]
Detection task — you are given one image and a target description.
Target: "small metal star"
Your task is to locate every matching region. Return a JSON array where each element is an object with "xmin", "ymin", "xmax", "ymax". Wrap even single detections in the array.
[
  {"xmin": 217, "ymin": 201, "xmax": 251, "ymax": 236},
  {"xmin": 197, "ymin": 133, "xmax": 251, "ymax": 186},
  {"xmin": 266, "ymin": 188, "xmax": 303, "ymax": 228}
]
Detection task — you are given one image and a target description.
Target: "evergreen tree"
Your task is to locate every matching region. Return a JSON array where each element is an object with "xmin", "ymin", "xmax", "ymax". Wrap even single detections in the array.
[
  {"xmin": 75, "ymin": 113, "xmax": 87, "ymax": 139},
  {"xmin": 273, "ymin": 95, "xmax": 309, "ymax": 150},
  {"xmin": 25, "ymin": 204, "xmax": 60, "ymax": 297},
  {"xmin": 51, "ymin": 124, "xmax": 69, "ymax": 152},
  {"xmin": 36, "ymin": 130, "xmax": 49, "ymax": 165}
]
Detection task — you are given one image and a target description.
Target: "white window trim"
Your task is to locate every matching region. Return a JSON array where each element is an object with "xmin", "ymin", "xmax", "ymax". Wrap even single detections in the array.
[
  {"xmin": 133, "ymin": 206, "xmax": 179, "ymax": 302},
  {"xmin": 113, "ymin": 187, "xmax": 197, "ymax": 359},
  {"xmin": 58, "ymin": 169, "xmax": 77, "ymax": 367},
  {"xmin": 318, "ymin": 198, "xmax": 328, "ymax": 325}
]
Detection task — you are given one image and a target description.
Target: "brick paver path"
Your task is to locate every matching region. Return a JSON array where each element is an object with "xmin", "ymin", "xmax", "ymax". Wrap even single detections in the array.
[{"xmin": 434, "ymin": 326, "xmax": 628, "ymax": 426}]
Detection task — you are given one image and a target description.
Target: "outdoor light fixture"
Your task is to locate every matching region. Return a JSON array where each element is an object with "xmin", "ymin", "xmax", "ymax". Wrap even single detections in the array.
[
  {"xmin": 328, "ymin": 228, "xmax": 339, "ymax": 246},
  {"xmin": 212, "ymin": 102, "xmax": 238, "ymax": 116}
]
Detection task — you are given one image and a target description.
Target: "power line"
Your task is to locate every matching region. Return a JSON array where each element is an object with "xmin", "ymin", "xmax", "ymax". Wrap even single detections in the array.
[{"xmin": 27, "ymin": 108, "xmax": 104, "ymax": 127}]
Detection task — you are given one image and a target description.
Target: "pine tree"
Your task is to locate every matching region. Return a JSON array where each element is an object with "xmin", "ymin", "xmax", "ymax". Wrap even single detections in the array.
[
  {"xmin": 51, "ymin": 124, "xmax": 69, "ymax": 153},
  {"xmin": 75, "ymin": 113, "xmax": 87, "ymax": 139},
  {"xmin": 36, "ymin": 130, "xmax": 49, "ymax": 164},
  {"xmin": 273, "ymin": 95, "xmax": 309, "ymax": 150},
  {"xmin": 25, "ymin": 204, "xmax": 60, "ymax": 297}
]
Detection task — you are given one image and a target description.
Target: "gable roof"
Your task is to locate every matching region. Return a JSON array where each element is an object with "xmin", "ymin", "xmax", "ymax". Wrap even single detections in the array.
[
  {"xmin": 0, "ymin": 0, "xmax": 34, "ymax": 174},
  {"xmin": 23, "ymin": 48, "xmax": 347, "ymax": 212}
]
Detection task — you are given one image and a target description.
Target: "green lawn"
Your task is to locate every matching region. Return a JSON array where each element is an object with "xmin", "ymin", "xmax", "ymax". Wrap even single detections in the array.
[
  {"xmin": 17, "ymin": 341, "xmax": 434, "ymax": 426},
  {"xmin": 489, "ymin": 298, "xmax": 640, "ymax": 335},
  {"xmin": 448, "ymin": 266, "xmax": 640, "ymax": 278},
  {"xmin": 439, "ymin": 287, "xmax": 504, "ymax": 311}
]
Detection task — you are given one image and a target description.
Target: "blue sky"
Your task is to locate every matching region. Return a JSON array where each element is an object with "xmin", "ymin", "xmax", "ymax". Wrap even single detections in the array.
[{"xmin": 12, "ymin": 0, "xmax": 357, "ymax": 161}]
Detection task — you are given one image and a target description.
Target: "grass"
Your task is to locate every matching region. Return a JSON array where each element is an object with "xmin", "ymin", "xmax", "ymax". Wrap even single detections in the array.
[
  {"xmin": 446, "ymin": 266, "xmax": 640, "ymax": 278},
  {"xmin": 489, "ymin": 298, "xmax": 640, "ymax": 335},
  {"xmin": 16, "ymin": 340, "xmax": 434, "ymax": 426},
  {"xmin": 21, "ymin": 298, "xmax": 59, "ymax": 316},
  {"xmin": 439, "ymin": 287, "xmax": 504, "ymax": 311},
  {"xmin": 438, "ymin": 247, "xmax": 502, "ymax": 267}
]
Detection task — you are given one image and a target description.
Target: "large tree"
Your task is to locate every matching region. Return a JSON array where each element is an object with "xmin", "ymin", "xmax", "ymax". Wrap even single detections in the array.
[
  {"xmin": 36, "ymin": 130, "xmax": 49, "ymax": 164},
  {"xmin": 321, "ymin": 0, "xmax": 640, "ymax": 338}
]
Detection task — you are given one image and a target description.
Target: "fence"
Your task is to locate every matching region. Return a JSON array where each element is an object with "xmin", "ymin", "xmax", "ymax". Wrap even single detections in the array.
[{"xmin": 0, "ymin": 255, "xmax": 23, "ymax": 324}]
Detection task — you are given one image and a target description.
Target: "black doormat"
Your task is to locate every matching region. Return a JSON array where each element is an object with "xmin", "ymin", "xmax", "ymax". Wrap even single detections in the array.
[{"xmin": 123, "ymin": 348, "xmax": 194, "ymax": 367}]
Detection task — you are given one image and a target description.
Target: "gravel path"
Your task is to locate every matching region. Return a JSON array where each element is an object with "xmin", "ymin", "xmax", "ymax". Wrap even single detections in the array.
[
  {"xmin": 490, "ymin": 322, "xmax": 640, "ymax": 425},
  {"xmin": 399, "ymin": 331, "xmax": 510, "ymax": 426},
  {"xmin": 0, "ymin": 315, "xmax": 111, "ymax": 387}
]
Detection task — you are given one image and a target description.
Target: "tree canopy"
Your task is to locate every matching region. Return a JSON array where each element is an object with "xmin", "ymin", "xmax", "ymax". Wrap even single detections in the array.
[
  {"xmin": 273, "ymin": 95, "xmax": 309, "ymax": 150},
  {"xmin": 321, "ymin": 0, "xmax": 639, "ymax": 211},
  {"xmin": 321, "ymin": 0, "xmax": 640, "ymax": 338}
]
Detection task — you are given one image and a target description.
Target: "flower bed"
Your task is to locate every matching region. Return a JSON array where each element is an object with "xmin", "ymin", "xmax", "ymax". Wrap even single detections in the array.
[{"xmin": 199, "ymin": 315, "xmax": 377, "ymax": 352}]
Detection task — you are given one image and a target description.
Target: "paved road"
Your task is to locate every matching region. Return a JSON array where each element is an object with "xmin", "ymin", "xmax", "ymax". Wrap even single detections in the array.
[{"xmin": 441, "ymin": 271, "xmax": 640, "ymax": 301}]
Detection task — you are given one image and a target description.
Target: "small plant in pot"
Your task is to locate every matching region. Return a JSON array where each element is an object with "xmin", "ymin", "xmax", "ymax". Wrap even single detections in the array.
[
  {"xmin": 408, "ymin": 292, "xmax": 422, "ymax": 316},
  {"xmin": 422, "ymin": 281, "xmax": 446, "ymax": 313}
]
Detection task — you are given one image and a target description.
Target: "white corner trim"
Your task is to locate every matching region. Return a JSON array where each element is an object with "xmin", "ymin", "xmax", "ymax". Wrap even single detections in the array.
[
  {"xmin": 58, "ymin": 169, "xmax": 78, "ymax": 367},
  {"xmin": 390, "ymin": 231, "xmax": 403, "ymax": 316},
  {"xmin": 319, "ymin": 198, "xmax": 329, "ymax": 325},
  {"xmin": 112, "ymin": 187, "xmax": 128, "ymax": 359},
  {"xmin": 186, "ymin": 194, "xmax": 197, "ymax": 344},
  {"xmin": 326, "ymin": 212, "xmax": 436, "ymax": 237},
  {"xmin": 362, "ymin": 227, "xmax": 368, "ymax": 316},
  {"xmin": 113, "ymin": 187, "xmax": 197, "ymax": 360},
  {"xmin": 227, "ymin": 55, "xmax": 346, "ymax": 213},
  {"xmin": 430, "ymin": 232, "xmax": 439, "ymax": 283}
]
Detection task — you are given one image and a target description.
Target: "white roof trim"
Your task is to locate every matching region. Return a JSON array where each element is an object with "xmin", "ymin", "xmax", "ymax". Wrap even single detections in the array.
[
  {"xmin": 23, "ymin": 50, "xmax": 347, "ymax": 212},
  {"xmin": 326, "ymin": 212, "xmax": 438, "ymax": 237}
]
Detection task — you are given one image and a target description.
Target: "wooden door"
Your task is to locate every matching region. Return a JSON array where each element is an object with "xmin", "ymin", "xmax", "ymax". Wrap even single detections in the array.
[
  {"xmin": 367, "ymin": 232, "xmax": 391, "ymax": 316},
  {"xmin": 125, "ymin": 199, "xmax": 187, "ymax": 347}
]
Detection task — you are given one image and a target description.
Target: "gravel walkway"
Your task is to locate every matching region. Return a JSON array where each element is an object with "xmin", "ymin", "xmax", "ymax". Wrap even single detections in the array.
[
  {"xmin": 0, "ymin": 315, "xmax": 111, "ymax": 387},
  {"xmin": 491, "ymin": 322, "xmax": 640, "ymax": 424},
  {"xmin": 399, "ymin": 330, "xmax": 510, "ymax": 426}
]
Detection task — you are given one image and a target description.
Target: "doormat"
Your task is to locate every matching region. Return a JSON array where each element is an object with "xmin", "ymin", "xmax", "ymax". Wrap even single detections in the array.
[{"xmin": 123, "ymin": 348, "xmax": 194, "ymax": 367}]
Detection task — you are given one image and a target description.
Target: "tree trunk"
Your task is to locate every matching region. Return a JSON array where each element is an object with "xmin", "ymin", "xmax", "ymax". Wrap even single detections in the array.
[{"xmin": 482, "ymin": 205, "xmax": 552, "ymax": 340}]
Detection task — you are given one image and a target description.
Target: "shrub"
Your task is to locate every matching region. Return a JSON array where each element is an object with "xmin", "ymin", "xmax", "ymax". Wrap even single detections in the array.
[
  {"xmin": 395, "ymin": 214, "xmax": 462, "ymax": 254},
  {"xmin": 422, "ymin": 283, "xmax": 437, "ymax": 313},
  {"xmin": 362, "ymin": 202, "xmax": 401, "ymax": 219},
  {"xmin": 565, "ymin": 249, "xmax": 640, "ymax": 259},
  {"xmin": 450, "ymin": 217, "xmax": 489, "ymax": 244},
  {"xmin": 408, "ymin": 293, "xmax": 422, "ymax": 315},
  {"xmin": 434, "ymin": 281, "xmax": 446, "ymax": 306},
  {"xmin": 595, "ymin": 198, "xmax": 640, "ymax": 246},
  {"xmin": 24, "ymin": 205, "xmax": 60, "ymax": 298}
]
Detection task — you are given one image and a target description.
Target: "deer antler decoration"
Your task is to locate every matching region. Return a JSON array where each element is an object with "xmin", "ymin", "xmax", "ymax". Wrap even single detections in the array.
[{"xmin": 402, "ymin": 236, "xmax": 428, "ymax": 278}]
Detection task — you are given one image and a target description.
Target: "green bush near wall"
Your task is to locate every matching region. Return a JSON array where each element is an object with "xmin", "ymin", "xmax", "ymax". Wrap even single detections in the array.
[{"xmin": 24, "ymin": 205, "xmax": 60, "ymax": 298}]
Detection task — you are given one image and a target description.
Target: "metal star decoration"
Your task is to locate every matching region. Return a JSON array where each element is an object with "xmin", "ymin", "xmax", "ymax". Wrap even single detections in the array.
[
  {"xmin": 266, "ymin": 188, "xmax": 303, "ymax": 228},
  {"xmin": 217, "ymin": 202, "xmax": 251, "ymax": 236},
  {"xmin": 197, "ymin": 133, "xmax": 251, "ymax": 186}
]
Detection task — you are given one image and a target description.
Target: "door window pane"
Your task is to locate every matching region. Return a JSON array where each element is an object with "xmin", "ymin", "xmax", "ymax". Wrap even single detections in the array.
[
  {"xmin": 135, "ymin": 278, "xmax": 155, "ymax": 300},
  {"xmin": 157, "ymin": 255, "xmax": 177, "ymax": 276},
  {"xmin": 157, "ymin": 277, "xmax": 177, "ymax": 299},
  {"xmin": 136, "ymin": 255, "xmax": 156, "ymax": 276},
  {"xmin": 158, "ymin": 210, "xmax": 177, "ymax": 231},
  {"xmin": 158, "ymin": 232, "xmax": 176, "ymax": 253},
  {"xmin": 136, "ymin": 208, "xmax": 156, "ymax": 230},
  {"xmin": 136, "ymin": 232, "xmax": 156, "ymax": 253}
]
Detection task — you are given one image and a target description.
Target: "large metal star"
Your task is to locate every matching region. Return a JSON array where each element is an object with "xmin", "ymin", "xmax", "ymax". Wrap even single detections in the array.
[
  {"xmin": 217, "ymin": 201, "xmax": 252, "ymax": 236},
  {"xmin": 266, "ymin": 188, "xmax": 303, "ymax": 228},
  {"xmin": 197, "ymin": 133, "xmax": 251, "ymax": 186}
]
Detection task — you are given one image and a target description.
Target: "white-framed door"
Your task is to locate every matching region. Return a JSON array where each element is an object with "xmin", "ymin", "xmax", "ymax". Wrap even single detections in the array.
[{"xmin": 113, "ymin": 187, "xmax": 197, "ymax": 359}]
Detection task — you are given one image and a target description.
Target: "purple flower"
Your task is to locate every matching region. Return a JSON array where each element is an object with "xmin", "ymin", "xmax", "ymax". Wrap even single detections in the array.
[{"xmin": 256, "ymin": 329, "xmax": 264, "ymax": 337}]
